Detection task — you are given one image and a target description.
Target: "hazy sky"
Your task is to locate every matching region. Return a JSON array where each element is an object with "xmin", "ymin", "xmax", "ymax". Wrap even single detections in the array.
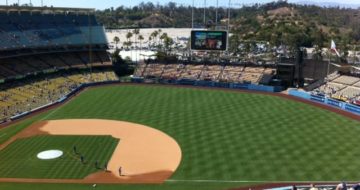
[{"xmin": 2, "ymin": 0, "xmax": 360, "ymax": 10}]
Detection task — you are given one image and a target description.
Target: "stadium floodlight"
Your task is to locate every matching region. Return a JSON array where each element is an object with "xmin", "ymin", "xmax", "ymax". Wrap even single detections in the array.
[
  {"xmin": 228, "ymin": 0, "xmax": 231, "ymax": 30},
  {"xmin": 192, "ymin": 0, "xmax": 194, "ymax": 28},
  {"xmin": 216, "ymin": 0, "xmax": 218, "ymax": 26},
  {"xmin": 203, "ymin": 0, "xmax": 206, "ymax": 26}
]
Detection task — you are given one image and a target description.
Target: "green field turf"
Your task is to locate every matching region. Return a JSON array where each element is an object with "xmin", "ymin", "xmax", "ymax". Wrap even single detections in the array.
[
  {"xmin": 0, "ymin": 135, "xmax": 118, "ymax": 179},
  {"xmin": 1, "ymin": 85, "xmax": 360, "ymax": 190}
]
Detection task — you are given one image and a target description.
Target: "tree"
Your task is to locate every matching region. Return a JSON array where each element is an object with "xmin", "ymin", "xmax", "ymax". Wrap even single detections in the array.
[
  {"xmin": 112, "ymin": 49, "xmax": 133, "ymax": 77},
  {"xmin": 113, "ymin": 36, "xmax": 120, "ymax": 50},
  {"xmin": 148, "ymin": 36, "xmax": 152, "ymax": 48},
  {"xmin": 126, "ymin": 31, "xmax": 133, "ymax": 47},
  {"xmin": 123, "ymin": 41, "xmax": 132, "ymax": 50},
  {"xmin": 229, "ymin": 34, "xmax": 241, "ymax": 55},
  {"xmin": 138, "ymin": 35, "xmax": 144, "ymax": 50},
  {"xmin": 111, "ymin": 49, "xmax": 122, "ymax": 63},
  {"xmin": 133, "ymin": 28, "xmax": 140, "ymax": 48},
  {"xmin": 163, "ymin": 36, "xmax": 174, "ymax": 54},
  {"xmin": 159, "ymin": 32, "xmax": 169, "ymax": 51},
  {"xmin": 150, "ymin": 30, "xmax": 159, "ymax": 48}
]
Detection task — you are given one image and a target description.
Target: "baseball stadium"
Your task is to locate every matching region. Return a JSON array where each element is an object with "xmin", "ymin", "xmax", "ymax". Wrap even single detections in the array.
[{"xmin": 1, "ymin": 1, "xmax": 360, "ymax": 190}]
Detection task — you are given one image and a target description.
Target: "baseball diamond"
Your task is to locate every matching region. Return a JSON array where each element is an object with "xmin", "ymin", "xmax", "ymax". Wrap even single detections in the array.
[
  {"xmin": 1, "ymin": 2, "xmax": 360, "ymax": 190},
  {"xmin": 1, "ymin": 84, "xmax": 360, "ymax": 190}
]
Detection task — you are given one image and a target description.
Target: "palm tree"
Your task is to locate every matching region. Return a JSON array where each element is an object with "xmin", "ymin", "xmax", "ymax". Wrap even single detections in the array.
[
  {"xmin": 138, "ymin": 35, "xmax": 144, "ymax": 61},
  {"xmin": 133, "ymin": 28, "xmax": 140, "ymax": 48},
  {"xmin": 113, "ymin": 36, "xmax": 120, "ymax": 50},
  {"xmin": 123, "ymin": 41, "xmax": 132, "ymax": 50},
  {"xmin": 160, "ymin": 33, "xmax": 168, "ymax": 50},
  {"xmin": 148, "ymin": 36, "xmax": 152, "ymax": 49},
  {"xmin": 164, "ymin": 36, "xmax": 174, "ymax": 55},
  {"xmin": 126, "ymin": 31, "xmax": 133, "ymax": 48},
  {"xmin": 160, "ymin": 33, "xmax": 168, "ymax": 41},
  {"xmin": 133, "ymin": 29, "xmax": 140, "ymax": 63},
  {"xmin": 150, "ymin": 30, "xmax": 159, "ymax": 48},
  {"xmin": 138, "ymin": 35, "xmax": 144, "ymax": 50}
]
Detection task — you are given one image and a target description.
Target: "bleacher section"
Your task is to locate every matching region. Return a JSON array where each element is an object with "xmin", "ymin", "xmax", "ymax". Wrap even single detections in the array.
[
  {"xmin": 313, "ymin": 72, "xmax": 360, "ymax": 105},
  {"xmin": 0, "ymin": 9, "xmax": 106, "ymax": 51},
  {"xmin": 0, "ymin": 6, "xmax": 115, "ymax": 123},
  {"xmin": 0, "ymin": 70, "xmax": 118, "ymax": 123},
  {"xmin": 200, "ymin": 65, "xmax": 223, "ymax": 81},
  {"xmin": 180, "ymin": 65, "xmax": 204, "ymax": 80},
  {"xmin": 135, "ymin": 62, "xmax": 276, "ymax": 85},
  {"xmin": 0, "ymin": 51, "xmax": 111, "ymax": 80},
  {"xmin": 162, "ymin": 64, "xmax": 181, "ymax": 79},
  {"xmin": 219, "ymin": 66, "xmax": 244, "ymax": 83},
  {"xmin": 0, "ymin": 6, "xmax": 111, "ymax": 81}
]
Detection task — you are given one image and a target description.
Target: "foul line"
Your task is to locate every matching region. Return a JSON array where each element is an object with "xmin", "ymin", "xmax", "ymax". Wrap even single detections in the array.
[
  {"xmin": 166, "ymin": 179, "xmax": 344, "ymax": 184},
  {"xmin": 40, "ymin": 106, "xmax": 61, "ymax": 121}
]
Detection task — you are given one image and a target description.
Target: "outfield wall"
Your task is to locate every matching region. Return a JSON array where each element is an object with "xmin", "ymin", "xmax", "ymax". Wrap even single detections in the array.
[
  {"xmin": 288, "ymin": 89, "xmax": 360, "ymax": 115},
  {"xmin": 131, "ymin": 78, "xmax": 284, "ymax": 93}
]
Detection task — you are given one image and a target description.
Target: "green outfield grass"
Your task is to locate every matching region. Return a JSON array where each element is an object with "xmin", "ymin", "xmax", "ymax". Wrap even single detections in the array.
[
  {"xmin": 0, "ymin": 135, "xmax": 118, "ymax": 179},
  {"xmin": 1, "ymin": 85, "xmax": 360, "ymax": 190}
]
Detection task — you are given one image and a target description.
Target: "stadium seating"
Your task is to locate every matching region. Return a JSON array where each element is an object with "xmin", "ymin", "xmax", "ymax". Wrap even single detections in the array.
[
  {"xmin": 0, "ymin": 7, "xmax": 113, "ymax": 123},
  {"xmin": 161, "ymin": 64, "xmax": 182, "ymax": 79},
  {"xmin": 142, "ymin": 64, "xmax": 164, "ymax": 78},
  {"xmin": 0, "ymin": 51, "xmax": 111, "ymax": 80},
  {"xmin": 135, "ymin": 62, "xmax": 276, "ymax": 85},
  {"xmin": 180, "ymin": 65, "xmax": 204, "ymax": 80},
  {"xmin": 199, "ymin": 65, "xmax": 223, "ymax": 81},
  {"xmin": 0, "ymin": 70, "xmax": 118, "ymax": 123},
  {"xmin": 0, "ymin": 7, "xmax": 110, "ymax": 81},
  {"xmin": 0, "ymin": 11, "xmax": 104, "ymax": 51},
  {"xmin": 313, "ymin": 72, "xmax": 360, "ymax": 104},
  {"xmin": 332, "ymin": 75, "xmax": 360, "ymax": 85},
  {"xmin": 219, "ymin": 66, "xmax": 244, "ymax": 82}
]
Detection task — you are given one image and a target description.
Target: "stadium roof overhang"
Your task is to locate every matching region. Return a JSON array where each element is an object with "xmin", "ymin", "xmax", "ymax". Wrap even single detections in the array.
[{"xmin": 0, "ymin": 5, "xmax": 95, "ymax": 14}]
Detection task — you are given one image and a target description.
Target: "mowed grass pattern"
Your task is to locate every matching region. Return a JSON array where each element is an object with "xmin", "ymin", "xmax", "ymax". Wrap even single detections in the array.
[
  {"xmin": 1, "ymin": 85, "xmax": 360, "ymax": 184},
  {"xmin": 0, "ymin": 135, "xmax": 118, "ymax": 179},
  {"xmin": 37, "ymin": 85, "xmax": 360, "ymax": 182}
]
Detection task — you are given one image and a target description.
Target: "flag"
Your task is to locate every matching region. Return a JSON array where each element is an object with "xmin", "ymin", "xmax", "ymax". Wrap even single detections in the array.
[{"xmin": 331, "ymin": 40, "xmax": 340, "ymax": 57}]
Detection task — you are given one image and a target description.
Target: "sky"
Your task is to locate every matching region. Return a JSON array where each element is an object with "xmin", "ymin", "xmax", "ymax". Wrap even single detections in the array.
[{"xmin": 2, "ymin": 0, "xmax": 360, "ymax": 10}]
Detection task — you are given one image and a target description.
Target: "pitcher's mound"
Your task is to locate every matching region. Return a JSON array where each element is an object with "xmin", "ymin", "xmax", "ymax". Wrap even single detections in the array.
[{"xmin": 37, "ymin": 150, "xmax": 63, "ymax": 160}]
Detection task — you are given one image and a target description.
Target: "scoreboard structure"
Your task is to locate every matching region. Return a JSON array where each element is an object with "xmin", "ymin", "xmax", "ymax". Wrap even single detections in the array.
[{"xmin": 190, "ymin": 30, "xmax": 228, "ymax": 51}]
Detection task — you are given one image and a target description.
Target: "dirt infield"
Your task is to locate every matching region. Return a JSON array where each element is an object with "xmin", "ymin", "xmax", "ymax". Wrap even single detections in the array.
[{"xmin": 0, "ymin": 119, "xmax": 182, "ymax": 184}]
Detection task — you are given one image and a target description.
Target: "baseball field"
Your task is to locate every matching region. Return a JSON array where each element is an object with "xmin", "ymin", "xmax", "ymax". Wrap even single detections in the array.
[{"xmin": 0, "ymin": 84, "xmax": 360, "ymax": 190}]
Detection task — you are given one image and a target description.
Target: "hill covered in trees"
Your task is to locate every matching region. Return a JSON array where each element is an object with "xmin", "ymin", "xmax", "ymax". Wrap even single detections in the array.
[{"xmin": 96, "ymin": 1, "xmax": 360, "ymax": 56}]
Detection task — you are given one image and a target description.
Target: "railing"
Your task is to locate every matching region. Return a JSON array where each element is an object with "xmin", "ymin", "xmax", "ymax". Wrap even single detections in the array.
[
  {"xmin": 289, "ymin": 89, "xmax": 360, "ymax": 115},
  {"xmin": 132, "ymin": 77, "xmax": 283, "ymax": 93}
]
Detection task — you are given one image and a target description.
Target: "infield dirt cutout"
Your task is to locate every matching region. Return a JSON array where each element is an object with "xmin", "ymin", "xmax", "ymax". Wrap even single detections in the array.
[{"xmin": 0, "ymin": 119, "xmax": 182, "ymax": 184}]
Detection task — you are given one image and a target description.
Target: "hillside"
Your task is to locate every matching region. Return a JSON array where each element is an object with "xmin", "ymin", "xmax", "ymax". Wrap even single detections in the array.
[{"xmin": 96, "ymin": 1, "xmax": 360, "ymax": 54}]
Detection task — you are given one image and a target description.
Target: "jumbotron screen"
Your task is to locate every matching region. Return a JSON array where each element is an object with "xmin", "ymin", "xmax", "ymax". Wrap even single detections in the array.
[{"xmin": 191, "ymin": 30, "xmax": 228, "ymax": 51}]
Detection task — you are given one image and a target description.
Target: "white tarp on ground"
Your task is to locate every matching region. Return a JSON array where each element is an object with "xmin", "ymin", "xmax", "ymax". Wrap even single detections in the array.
[{"xmin": 37, "ymin": 150, "xmax": 63, "ymax": 160}]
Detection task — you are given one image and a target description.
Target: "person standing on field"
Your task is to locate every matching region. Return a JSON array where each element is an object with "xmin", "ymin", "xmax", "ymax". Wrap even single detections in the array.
[
  {"xmin": 118, "ymin": 166, "xmax": 122, "ymax": 176},
  {"xmin": 80, "ymin": 155, "xmax": 85, "ymax": 164},
  {"xmin": 73, "ymin": 145, "xmax": 77, "ymax": 154}
]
